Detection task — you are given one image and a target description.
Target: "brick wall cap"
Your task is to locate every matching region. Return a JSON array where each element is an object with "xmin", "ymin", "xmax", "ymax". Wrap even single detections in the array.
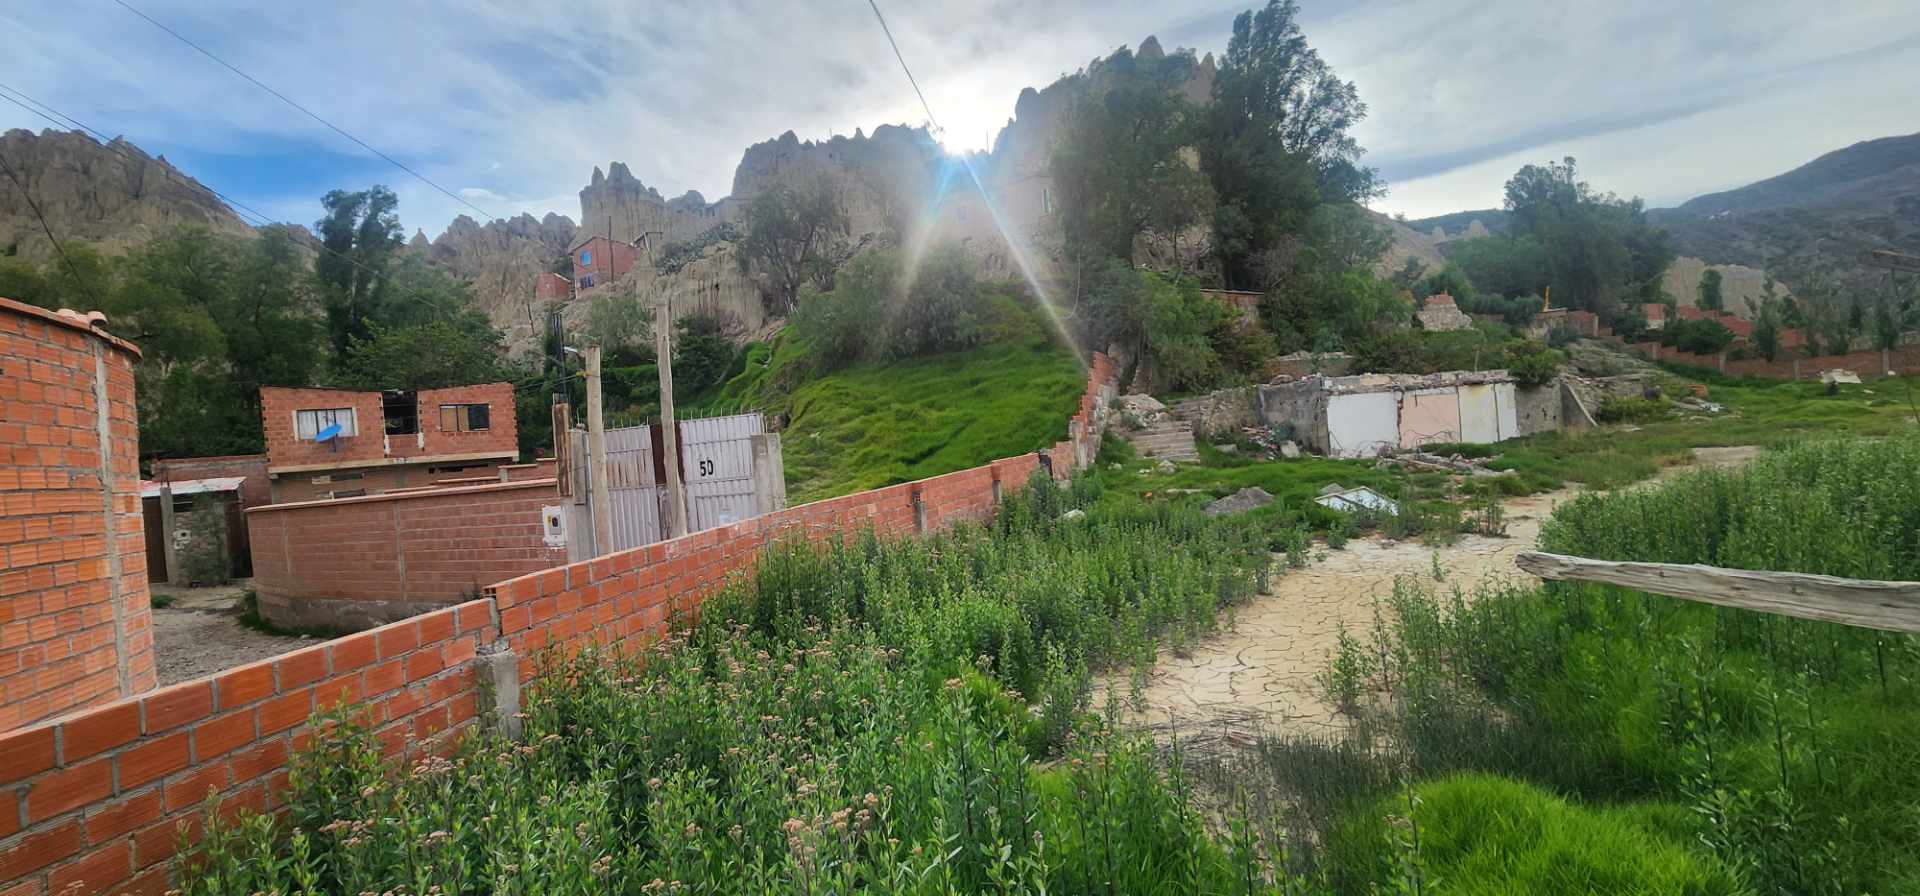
[
  {"xmin": 245, "ymin": 478, "xmax": 557, "ymax": 515},
  {"xmin": 0, "ymin": 296, "xmax": 143, "ymax": 358}
]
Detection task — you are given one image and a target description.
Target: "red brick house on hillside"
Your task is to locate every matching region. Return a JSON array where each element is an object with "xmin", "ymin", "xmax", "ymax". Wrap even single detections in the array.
[
  {"xmin": 569, "ymin": 235, "xmax": 638, "ymax": 293},
  {"xmin": 259, "ymin": 383, "xmax": 518, "ymax": 503}
]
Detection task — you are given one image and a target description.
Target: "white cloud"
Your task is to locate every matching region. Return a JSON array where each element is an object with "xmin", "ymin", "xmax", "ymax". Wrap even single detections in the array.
[{"xmin": 1, "ymin": 0, "xmax": 1913, "ymax": 236}]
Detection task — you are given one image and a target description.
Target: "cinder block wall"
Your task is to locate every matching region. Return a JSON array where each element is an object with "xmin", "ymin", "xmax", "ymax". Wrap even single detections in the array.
[
  {"xmin": 0, "ymin": 299, "xmax": 156, "ymax": 732},
  {"xmin": 0, "ymin": 352, "xmax": 1117, "ymax": 896}
]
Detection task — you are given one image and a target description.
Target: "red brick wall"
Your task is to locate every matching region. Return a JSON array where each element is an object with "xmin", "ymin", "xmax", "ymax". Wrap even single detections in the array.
[
  {"xmin": 1, "ymin": 299, "xmax": 156, "ymax": 733},
  {"xmin": 573, "ymin": 236, "xmax": 637, "ymax": 288},
  {"xmin": 0, "ymin": 601, "xmax": 494, "ymax": 896},
  {"xmin": 148, "ymin": 456, "xmax": 269, "ymax": 508},
  {"xmin": 247, "ymin": 480, "xmax": 566, "ymax": 630},
  {"xmin": 261, "ymin": 383, "xmax": 517, "ymax": 472},
  {"xmin": 0, "ymin": 351, "xmax": 1118, "ymax": 896},
  {"xmin": 534, "ymin": 272, "xmax": 570, "ymax": 302},
  {"xmin": 260, "ymin": 387, "xmax": 386, "ymax": 469},
  {"xmin": 393, "ymin": 383, "xmax": 519, "ymax": 461},
  {"xmin": 1624, "ymin": 342, "xmax": 1919, "ymax": 380}
]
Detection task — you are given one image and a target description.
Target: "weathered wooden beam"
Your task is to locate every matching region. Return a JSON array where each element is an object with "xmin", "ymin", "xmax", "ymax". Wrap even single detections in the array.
[{"xmin": 1516, "ymin": 551, "xmax": 1920, "ymax": 634}]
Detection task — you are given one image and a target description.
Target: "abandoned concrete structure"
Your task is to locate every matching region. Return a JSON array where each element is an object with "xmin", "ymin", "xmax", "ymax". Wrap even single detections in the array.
[
  {"xmin": 260, "ymin": 382, "xmax": 519, "ymax": 503},
  {"xmin": 1171, "ymin": 369, "xmax": 1590, "ymax": 459},
  {"xmin": 0, "ymin": 298, "xmax": 157, "ymax": 731}
]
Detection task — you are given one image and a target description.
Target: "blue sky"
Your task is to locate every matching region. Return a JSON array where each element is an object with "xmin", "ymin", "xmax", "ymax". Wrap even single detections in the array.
[{"xmin": 4, "ymin": 0, "xmax": 1915, "ymax": 237}]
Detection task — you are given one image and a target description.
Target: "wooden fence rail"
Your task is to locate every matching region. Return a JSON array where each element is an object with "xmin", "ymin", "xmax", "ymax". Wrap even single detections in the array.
[{"xmin": 1515, "ymin": 551, "xmax": 1920, "ymax": 635}]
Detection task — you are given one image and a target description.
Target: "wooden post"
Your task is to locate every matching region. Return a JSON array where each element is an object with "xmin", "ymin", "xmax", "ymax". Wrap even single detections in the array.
[
  {"xmin": 1517, "ymin": 551, "xmax": 1920, "ymax": 634},
  {"xmin": 157, "ymin": 484, "xmax": 182, "ymax": 587},
  {"xmin": 584, "ymin": 347, "xmax": 614, "ymax": 554},
  {"xmin": 655, "ymin": 293, "xmax": 688, "ymax": 539}
]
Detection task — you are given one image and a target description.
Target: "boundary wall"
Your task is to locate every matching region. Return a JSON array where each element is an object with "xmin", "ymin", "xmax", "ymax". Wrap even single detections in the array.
[
  {"xmin": 246, "ymin": 480, "xmax": 568, "ymax": 631},
  {"xmin": 0, "ymin": 352, "xmax": 1117, "ymax": 896}
]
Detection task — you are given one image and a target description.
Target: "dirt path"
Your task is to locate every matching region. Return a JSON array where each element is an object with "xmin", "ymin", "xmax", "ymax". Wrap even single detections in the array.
[
  {"xmin": 1108, "ymin": 446, "xmax": 1758, "ymax": 741},
  {"xmin": 149, "ymin": 582, "xmax": 309, "ymax": 685}
]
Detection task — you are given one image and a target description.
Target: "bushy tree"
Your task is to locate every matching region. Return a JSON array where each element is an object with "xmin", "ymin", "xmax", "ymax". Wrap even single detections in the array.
[
  {"xmin": 1448, "ymin": 235, "xmax": 1552, "ymax": 299},
  {"xmin": 738, "ymin": 178, "xmax": 848, "ymax": 314},
  {"xmin": 1201, "ymin": 0, "xmax": 1375, "ymax": 287},
  {"xmin": 1697, "ymin": 268, "xmax": 1723, "ymax": 311},
  {"xmin": 789, "ymin": 245, "xmax": 995, "ymax": 368},
  {"xmin": 314, "ymin": 186, "xmax": 404, "ymax": 355},
  {"xmin": 1662, "ymin": 318, "xmax": 1735, "ymax": 355},
  {"xmin": 337, "ymin": 316, "xmax": 505, "ymax": 391},
  {"xmin": 1142, "ymin": 272, "xmax": 1232, "ymax": 391},
  {"xmin": 672, "ymin": 312, "xmax": 742, "ymax": 397},
  {"xmin": 1502, "ymin": 158, "xmax": 1673, "ymax": 316},
  {"xmin": 1052, "ymin": 44, "xmax": 1213, "ymax": 295},
  {"xmin": 584, "ymin": 284, "xmax": 655, "ymax": 364}
]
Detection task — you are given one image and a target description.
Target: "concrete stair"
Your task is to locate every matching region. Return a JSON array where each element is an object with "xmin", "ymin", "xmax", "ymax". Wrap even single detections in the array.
[{"xmin": 1127, "ymin": 421, "xmax": 1200, "ymax": 463}]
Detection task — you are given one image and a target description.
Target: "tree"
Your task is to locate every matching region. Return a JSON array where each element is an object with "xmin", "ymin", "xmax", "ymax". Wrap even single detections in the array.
[
  {"xmin": 1502, "ymin": 158, "xmax": 1673, "ymax": 317},
  {"xmin": 1697, "ymin": 268, "xmax": 1723, "ymax": 311},
  {"xmin": 1201, "ymin": 0, "xmax": 1373, "ymax": 287},
  {"xmin": 1416, "ymin": 265, "xmax": 1476, "ymax": 305},
  {"xmin": 1448, "ymin": 235, "xmax": 1552, "ymax": 299},
  {"xmin": 1051, "ymin": 44, "xmax": 1213, "ymax": 292},
  {"xmin": 738, "ymin": 178, "xmax": 848, "ymax": 315},
  {"xmin": 337, "ymin": 316, "xmax": 505, "ymax": 392},
  {"xmin": 583, "ymin": 284, "xmax": 655, "ymax": 364},
  {"xmin": 314, "ymin": 186, "xmax": 404, "ymax": 355},
  {"xmin": 1752, "ymin": 303, "xmax": 1782, "ymax": 361}
]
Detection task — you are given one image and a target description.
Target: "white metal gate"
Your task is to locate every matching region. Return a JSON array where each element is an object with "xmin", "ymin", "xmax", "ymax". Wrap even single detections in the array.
[
  {"xmin": 679, "ymin": 415, "xmax": 763, "ymax": 531},
  {"xmin": 571, "ymin": 413, "xmax": 780, "ymax": 557}
]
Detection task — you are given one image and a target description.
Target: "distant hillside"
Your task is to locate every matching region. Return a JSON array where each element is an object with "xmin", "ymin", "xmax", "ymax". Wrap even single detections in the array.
[
  {"xmin": 1648, "ymin": 133, "xmax": 1920, "ymax": 291},
  {"xmin": 0, "ymin": 128, "xmax": 254, "ymax": 262},
  {"xmin": 1405, "ymin": 208, "xmax": 1508, "ymax": 240}
]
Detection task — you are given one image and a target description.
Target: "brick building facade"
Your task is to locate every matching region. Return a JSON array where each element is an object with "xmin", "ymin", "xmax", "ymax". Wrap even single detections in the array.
[
  {"xmin": 0, "ymin": 298, "xmax": 158, "ymax": 732},
  {"xmin": 567, "ymin": 235, "xmax": 637, "ymax": 293},
  {"xmin": 259, "ymin": 383, "xmax": 519, "ymax": 503}
]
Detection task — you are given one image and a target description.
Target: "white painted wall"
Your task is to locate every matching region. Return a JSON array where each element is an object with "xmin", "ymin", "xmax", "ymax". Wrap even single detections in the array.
[{"xmin": 1326, "ymin": 391, "xmax": 1401, "ymax": 458}]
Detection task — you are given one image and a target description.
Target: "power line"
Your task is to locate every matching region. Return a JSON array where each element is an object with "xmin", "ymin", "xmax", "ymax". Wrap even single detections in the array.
[
  {"xmin": 0, "ymin": 146, "xmax": 107, "ymax": 308},
  {"xmin": 865, "ymin": 0, "xmax": 943, "ymax": 135},
  {"xmin": 110, "ymin": 0, "xmax": 499, "ymax": 222}
]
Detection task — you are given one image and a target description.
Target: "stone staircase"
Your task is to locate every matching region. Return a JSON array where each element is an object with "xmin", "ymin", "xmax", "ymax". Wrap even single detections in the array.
[{"xmin": 1126, "ymin": 419, "xmax": 1200, "ymax": 463}]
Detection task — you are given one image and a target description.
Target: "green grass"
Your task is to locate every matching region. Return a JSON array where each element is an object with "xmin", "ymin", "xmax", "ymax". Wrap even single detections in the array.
[
  {"xmin": 1438, "ymin": 375, "xmax": 1918, "ymax": 493},
  {"xmin": 770, "ymin": 327, "xmax": 1084, "ymax": 503},
  {"xmin": 1328, "ymin": 774, "xmax": 1740, "ymax": 895},
  {"xmin": 1314, "ymin": 437, "xmax": 1920, "ymax": 893},
  {"xmin": 149, "ymin": 592, "xmax": 177, "ymax": 609}
]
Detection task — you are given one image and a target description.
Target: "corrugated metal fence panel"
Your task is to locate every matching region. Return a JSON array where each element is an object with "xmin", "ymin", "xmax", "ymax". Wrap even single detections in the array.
[
  {"xmin": 609, "ymin": 485, "xmax": 665, "ymax": 552},
  {"xmin": 680, "ymin": 414, "xmax": 762, "ymax": 532},
  {"xmin": 605, "ymin": 424, "xmax": 658, "ymax": 488}
]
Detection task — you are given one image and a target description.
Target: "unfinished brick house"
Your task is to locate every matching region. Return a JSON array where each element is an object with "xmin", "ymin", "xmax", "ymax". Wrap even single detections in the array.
[
  {"xmin": 568, "ymin": 234, "xmax": 637, "ymax": 293},
  {"xmin": 259, "ymin": 383, "xmax": 518, "ymax": 503}
]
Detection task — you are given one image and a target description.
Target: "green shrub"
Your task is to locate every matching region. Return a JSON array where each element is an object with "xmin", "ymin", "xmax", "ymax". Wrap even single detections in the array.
[{"xmin": 1594, "ymin": 396, "xmax": 1668, "ymax": 423}]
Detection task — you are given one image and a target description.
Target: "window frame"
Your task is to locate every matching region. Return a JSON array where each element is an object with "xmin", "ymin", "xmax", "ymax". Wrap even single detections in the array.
[
  {"xmin": 438, "ymin": 403, "xmax": 492, "ymax": 433},
  {"xmin": 294, "ymin": 407, "xmax": 357, "ymax": 440}
]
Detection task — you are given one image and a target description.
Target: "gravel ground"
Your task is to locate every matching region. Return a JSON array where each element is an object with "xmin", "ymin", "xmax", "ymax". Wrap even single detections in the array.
[{"xmin": 149, "ymin": 582, "xmax": 310, "ymax": 685}]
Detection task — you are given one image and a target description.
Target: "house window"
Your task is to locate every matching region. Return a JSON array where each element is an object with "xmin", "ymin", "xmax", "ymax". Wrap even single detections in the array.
[
  {"xmin": 294, "ymin": 407, "xmax": 356, "ymax": 440},
  {"xmin": 1042, "ymin": 188, "xmax": 1053, "ymax": 215},
  {"xmin": 578, "ymin": 274, "xmax": 595, "ymax": 290},
  {"xmin": 439, "ymin": 403, "xmax": 491, "ymax": 432},
  {"xmin": 328, "ymin": 489, "xmax": 367, "ymax": 500},
  {"xmin": 580, "ymin": 249, "xmax": 593, "ymax": 265}
]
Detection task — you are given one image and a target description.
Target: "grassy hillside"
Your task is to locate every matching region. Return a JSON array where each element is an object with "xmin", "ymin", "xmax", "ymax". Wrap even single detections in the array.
[{"xmin": 714, "ymin": 321, "xmax": 1085, "ymax": 504}]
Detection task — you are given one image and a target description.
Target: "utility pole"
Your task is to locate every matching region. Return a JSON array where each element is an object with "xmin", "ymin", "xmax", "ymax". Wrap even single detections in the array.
[
  {"xmin": 583, "ymin": 346, "xmax": 614, "ymax": 553},
  {"xmin": 655, "ymin": 290, "xmax": 689, "ymax": 539}
]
